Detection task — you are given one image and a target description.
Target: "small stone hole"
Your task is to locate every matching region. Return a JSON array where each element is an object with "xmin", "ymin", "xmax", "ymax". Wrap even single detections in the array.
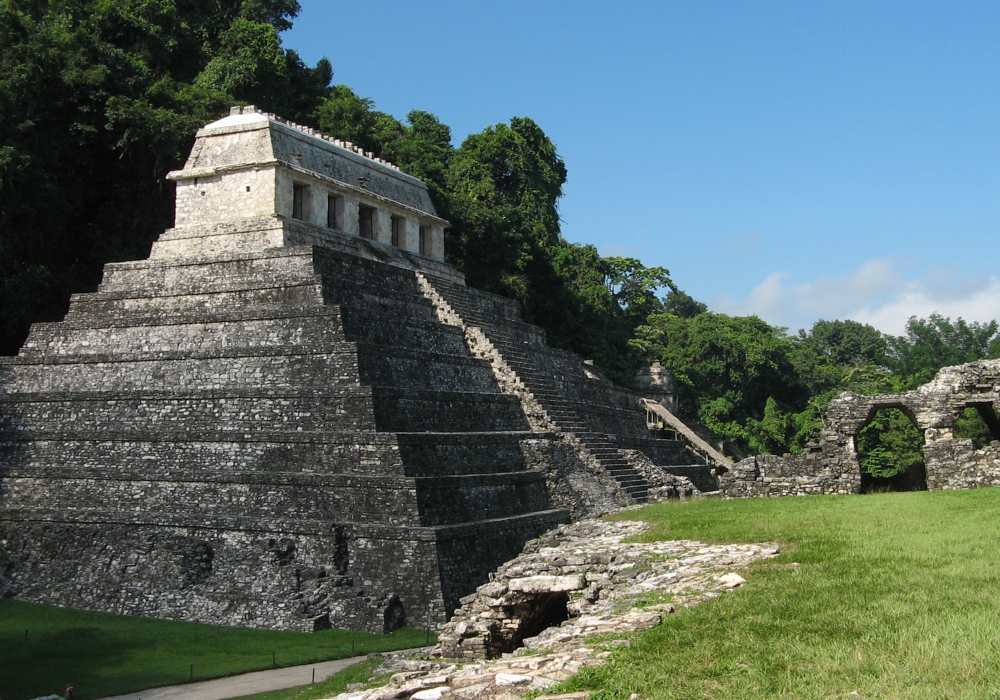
[{"xmin": 490, "ymin": 591, "xmax": 569, "ymax": 657}]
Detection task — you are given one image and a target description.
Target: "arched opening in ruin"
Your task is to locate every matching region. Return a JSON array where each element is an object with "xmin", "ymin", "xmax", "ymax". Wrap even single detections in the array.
[
  {"xmin": 856, "ymin": 406, "xmax": 927, "ymax": 492},
  {"xmin": 954, "ymin": 404, "xmax": 1000, "ymax": 448},
  {"xmin": 489, "ymin": 592, "xmax": 570, "ymax": 657}
]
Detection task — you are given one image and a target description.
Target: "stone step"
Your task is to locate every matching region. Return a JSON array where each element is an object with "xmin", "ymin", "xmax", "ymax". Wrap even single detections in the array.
[
  {"xmin": 70, "ymin": 283, "xmax": 326, "ymax": 322},
  {"xmin": 3, "ymin": 352, "xmax": 363, "ymax": 394},
  {"xmin": 9, "ymin": 342, "xmax": 492, "ymax": 396},
  {"xmin": 600, "ymin": 466, "xmax": 639, "ymax": 475},
  {"xmin": 0, "ymin": 438, "xmax": 405, "ymax": 475},
  {"xmin": 19, "ymin": 314, "xmax": 349, "ymax": 359},
  {"xmin": 97, "ymin": 263, "xmax": 321, "ymax": 297},
  {"xmin": 0, "ymin": 388, "xmax": 532, "ymax": 436},
  {"xmin": 545, "ymin": 411, "xmax": 578, "ymax": 419}
]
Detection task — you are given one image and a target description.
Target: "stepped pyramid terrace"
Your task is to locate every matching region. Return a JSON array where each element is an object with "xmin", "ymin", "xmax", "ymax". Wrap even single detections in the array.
[{"xmin": 0, "ymin": 107, "xmax": 716, "ymax": 633}]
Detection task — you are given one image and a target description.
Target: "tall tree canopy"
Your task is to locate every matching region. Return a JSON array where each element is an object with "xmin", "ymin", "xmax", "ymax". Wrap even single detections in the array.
[
  {"xmin": 887, "ymin": 313, "xmax": 1000, "ymax": 388},
  {"xmin": 445, "ymin": 117, "xmax": 567, "ymax": 295}
]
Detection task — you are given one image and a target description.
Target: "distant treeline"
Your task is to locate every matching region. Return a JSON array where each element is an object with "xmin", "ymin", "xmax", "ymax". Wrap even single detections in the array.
[{"xmin": 2, "ymin": 0, "xmax": 997, "ymax": 474}]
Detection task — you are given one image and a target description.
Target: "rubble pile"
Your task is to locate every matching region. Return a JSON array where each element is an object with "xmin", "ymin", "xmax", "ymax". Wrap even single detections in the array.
[{"xmin": 324, "ymin": 518, "xmax": 779, "ymax": 700}]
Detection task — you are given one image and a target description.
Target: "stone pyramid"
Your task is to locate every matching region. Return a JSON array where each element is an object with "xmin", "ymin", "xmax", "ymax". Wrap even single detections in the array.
[{"xmin": 0, "ymin": 107, "xmax": 711, "ymax": 633}]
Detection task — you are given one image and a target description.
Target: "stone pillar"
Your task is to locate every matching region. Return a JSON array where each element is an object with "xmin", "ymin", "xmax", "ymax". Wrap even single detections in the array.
[
  {"xmin": 402, "ymin": 217, "xmax": 420, "ymax": 253},
  {"xmin": 275, "ymin": 169, "xmax": 294, "ymax": 219},
  {"xmin": 374, "ymin": 208, "xmax": 392, "ymax": 244},
  {"xmin": 343, "ymin": 196, "xmax": 360, "ymax": 236},
  {"xmin": 305, "ymin": 183, "xmax": 323, "ymax": 226},
  {"xmin": 429, "ymin": 224, "xmax": 445, "ymax": 261}
]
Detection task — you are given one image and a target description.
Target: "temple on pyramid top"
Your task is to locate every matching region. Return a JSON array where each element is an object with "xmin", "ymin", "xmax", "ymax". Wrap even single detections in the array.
[{"xmin": 160, "ymin": 105, "xmax": 458, "ymax": 281}]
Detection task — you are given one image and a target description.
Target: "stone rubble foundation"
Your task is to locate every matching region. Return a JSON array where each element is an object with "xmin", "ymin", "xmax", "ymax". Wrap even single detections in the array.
[{"xmin": 324, "ymin": 518, "xmax": 779, "ymax": 700}]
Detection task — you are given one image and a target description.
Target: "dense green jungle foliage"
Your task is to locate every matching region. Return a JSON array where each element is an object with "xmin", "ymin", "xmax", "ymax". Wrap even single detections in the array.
[{"xmin": 2, "ymin": 0, "xmax": 998, "ymax": 477}]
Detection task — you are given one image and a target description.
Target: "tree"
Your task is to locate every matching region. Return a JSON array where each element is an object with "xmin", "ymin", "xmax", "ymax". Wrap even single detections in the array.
[
  {"xmin": 630, "ymin": 312, "xmax": 805, "ymax": 454},
  {"xmin": 540, "ymin": 243, "xmax": 680, "ymax": 385},
  {"xmin": 314, "ymin": 85, "xmax": 385, "ymax": 155},
  {"xmin": 790, "ymin": 319, "xmax": 888, "ymax": 396},
  {"xmin": 445, "ymin": 117, "xmax": 566, "ymax": 295},
  {"xmin": 662, "ymin": 289, "xmax": 707, "ymax": 319},
  {"xmin": 0, "ymin": 0, "xmax": 332, "ymax": 355},
  {"xmin": 601, "ymin": 257, "xmax": 674, "ymax": 327},
  {"xmin": 887, "ymin": 313, "xmax": 1000, "ymax": 388}
]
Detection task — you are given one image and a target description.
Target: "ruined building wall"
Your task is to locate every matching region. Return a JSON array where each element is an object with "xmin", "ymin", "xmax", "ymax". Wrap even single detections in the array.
[{"xmin": 718, "ymin": 359, "xmax": 1000, "ymax": 497}]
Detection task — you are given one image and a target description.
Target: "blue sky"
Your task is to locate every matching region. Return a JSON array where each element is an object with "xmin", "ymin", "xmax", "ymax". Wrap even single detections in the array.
[{"xmin": 283, "ymin": 1, "xmax": 1000, "ymax": 335}]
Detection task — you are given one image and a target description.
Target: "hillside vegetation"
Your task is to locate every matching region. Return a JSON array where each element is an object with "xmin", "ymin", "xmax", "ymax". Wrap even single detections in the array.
[{"xmin": 2, "ymin": 0, "xmax": 998, "ymax": 476}]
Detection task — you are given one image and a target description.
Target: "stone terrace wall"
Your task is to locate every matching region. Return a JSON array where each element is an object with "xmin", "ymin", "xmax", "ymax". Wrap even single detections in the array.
[{"xmin": 718, "ymin": 451, "xmax": 860, "ymax": 497}]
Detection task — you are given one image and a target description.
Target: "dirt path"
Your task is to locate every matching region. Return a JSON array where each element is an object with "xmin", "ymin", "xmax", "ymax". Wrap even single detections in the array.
[{"xmin": 96, "ymin": 656, "xmax": 367, "ymax": 700}]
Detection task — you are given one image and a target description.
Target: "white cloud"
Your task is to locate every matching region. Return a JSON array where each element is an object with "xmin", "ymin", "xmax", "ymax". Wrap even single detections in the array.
[
  {"xmin": 601, "ymin": 244, "xmax": 635, "ymax": 257},
  {"xmin": 714, "ymin": 258, "xmax": 1000, "ymax": 336}
]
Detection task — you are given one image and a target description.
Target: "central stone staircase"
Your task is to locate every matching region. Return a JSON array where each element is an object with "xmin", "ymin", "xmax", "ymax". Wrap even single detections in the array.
[{"xmin": 419, "ymin": 275, "xmax": 651, "ymax": 503}]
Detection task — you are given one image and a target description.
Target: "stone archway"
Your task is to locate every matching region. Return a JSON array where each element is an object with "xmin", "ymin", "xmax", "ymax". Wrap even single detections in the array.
[
  {"xmin": 717, "ymin": 360, "xmax": 1000, "ymax": 498},
  {"xmin": 854, "ymin": 405, "xmax": 927, "ymax": 492}
]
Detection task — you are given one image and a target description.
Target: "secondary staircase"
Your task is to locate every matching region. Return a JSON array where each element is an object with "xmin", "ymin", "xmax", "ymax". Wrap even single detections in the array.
[
  {"xmin": 641, "ymin": 398, "xmax": 732, "ymax": 469},
  {"xmin": 420, "ymin": 275, "xmax": 649, "ymax": 503}
]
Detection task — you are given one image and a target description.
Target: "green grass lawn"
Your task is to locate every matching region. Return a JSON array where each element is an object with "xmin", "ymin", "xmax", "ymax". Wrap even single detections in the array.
[
  {"xmin": 11, "ymin": 490, "xmax": 1000, "ymax": 700},
  {"xmin": 0, "ymin": 600, "xmax": 433, "ymax": 700},
  {"xmin": 550, "ymin": 488, "xmax": 1000, "ymax": 699}
]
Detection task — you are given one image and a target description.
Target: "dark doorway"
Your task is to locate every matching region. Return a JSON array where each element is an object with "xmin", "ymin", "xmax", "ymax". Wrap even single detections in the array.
[
  {"xmin": 488, "ymin": 592, "xmax": 570, "ymax": 657},
  {"xmin": 359, "ymin": 205, "xmax": 375, "ymax": 239},
  {"xmin": 383, "ymin": 595, "xmax": 405, "ymax": 634}
]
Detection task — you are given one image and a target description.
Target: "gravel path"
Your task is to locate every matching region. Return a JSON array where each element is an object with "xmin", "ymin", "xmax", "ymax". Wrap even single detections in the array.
[{"xmin": 96, "ymin": 656, "xmax": 368, "ymax": 700}]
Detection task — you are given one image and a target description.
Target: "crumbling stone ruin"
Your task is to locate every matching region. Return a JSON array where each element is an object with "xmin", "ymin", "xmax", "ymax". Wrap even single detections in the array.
[
  {"xmin": 435, "ymin": 519, "xmax": 777, "ymax": 662},
  {"xmin": 0, "ymin": 107, "xmax": 713, "ymax": 633},
  {"xmin": 319, "ymin": 519, "xmax": 779, "ymax": 700},
  {"xmin": 719, "ymin": 359, "xmax": 1000, "ymax": 496}
]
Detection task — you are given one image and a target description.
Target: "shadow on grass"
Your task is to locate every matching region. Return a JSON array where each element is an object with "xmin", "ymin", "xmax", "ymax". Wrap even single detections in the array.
[{"xmin": 0, "ymin": 599, "xmax": 433, "ymax": 700}]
